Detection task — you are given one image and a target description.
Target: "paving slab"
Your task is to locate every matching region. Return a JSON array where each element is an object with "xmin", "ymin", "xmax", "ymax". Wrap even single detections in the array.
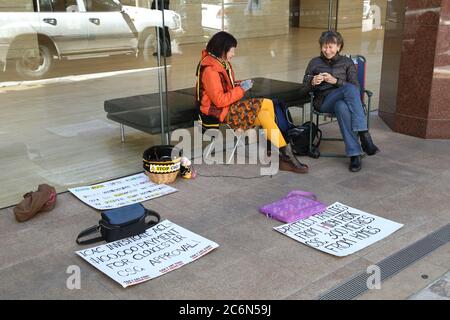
[{"xmin": 0, "ymin": 116, "xmax": 448, "ymax": 299}]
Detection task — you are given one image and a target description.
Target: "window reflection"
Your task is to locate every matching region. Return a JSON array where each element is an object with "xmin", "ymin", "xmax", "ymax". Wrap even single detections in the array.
[
  {"xmin": 362, "ymin": 0, "xmax": 383, "ymax": 32},
  {"xmin": 0, "ymin": 0, "xmax": 181, "ymax": 80},
  {"xmin": 202, "ymin": 4, "xmax": 223, "ymax": 30},
  {"xmin": 83, "ymin": 0, "xmax": 121, "ymax": 12},
  {"xmin": 0, "ymin": 0, "xmax": 387, "ymax": 207},
  {"xmin": 40, "ymin": 0, "xmax": 80, "ymax": 12}
]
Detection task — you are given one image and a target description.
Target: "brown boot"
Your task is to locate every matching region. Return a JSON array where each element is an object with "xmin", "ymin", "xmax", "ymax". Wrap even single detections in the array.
[
  {"xmin": 279, "ymin": 144, "xmax": 308, "ymax": 174},
  {"xmin": 279, "ymin": 157, "xmax": 309, "ymax": 173}
]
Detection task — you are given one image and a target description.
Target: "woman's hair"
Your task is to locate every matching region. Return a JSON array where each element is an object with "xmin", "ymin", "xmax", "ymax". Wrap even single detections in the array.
[
  {"xmin": 319, "ymin": 30, "xmax": 344, "ymax": 51},
  {"xmin": 206, "ymin": 31, "xmax": 238, "ymax": 58}
]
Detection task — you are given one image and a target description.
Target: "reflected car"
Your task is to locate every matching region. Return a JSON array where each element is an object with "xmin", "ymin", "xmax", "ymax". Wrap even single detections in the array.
[
  {"xmin": 0, "ymin": 0, "xmax": 182, "ymax": 79},
  {"xmin": 202, "ymin": 4, "xmax": 222, "ymax": 30}
]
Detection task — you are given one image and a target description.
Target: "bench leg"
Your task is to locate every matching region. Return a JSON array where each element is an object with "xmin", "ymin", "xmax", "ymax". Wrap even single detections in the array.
[
  {"xmin": 226, "ymin": 133, "xmax": 244, "ymax": 164},
  {"xmin": 204, "ymin": 137, "xmax": 215, "ymax": 162},
  {"xmin": 120, "ymin": 124, "xmax": 125, "ymax": 143},
  {"xmin": 302, "ymin": 106, "xmax": 306, "ymax": 124}
]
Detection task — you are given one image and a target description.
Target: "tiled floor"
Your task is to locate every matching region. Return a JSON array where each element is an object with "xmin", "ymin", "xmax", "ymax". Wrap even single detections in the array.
[
  {"xmin": 408, "ymin": 271, "xmax": 450, "ymax": 300},
  {"xmin": 0, "ymin": 115, "xmax": 448, "ymax": 299}
]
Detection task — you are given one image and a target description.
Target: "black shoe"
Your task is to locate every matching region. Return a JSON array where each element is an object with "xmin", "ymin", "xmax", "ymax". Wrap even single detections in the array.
[
  {"xmin": 359, "ymin": 131, "xmax": 379, "ymax": 156},
  {"xmin": 349, "ymin": 156, "xmax": 361, "ymax": 172}
]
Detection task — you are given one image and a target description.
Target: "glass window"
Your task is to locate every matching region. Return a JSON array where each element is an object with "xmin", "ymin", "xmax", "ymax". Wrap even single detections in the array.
[
  {"xmin": 0, "ymin": 0, "xmax": 35, "ymax": 11},
  {"xmin": 39, "ymin": 0, "xmax": 78, "ymax": 12},
  {"xmin": 0, "ymin": 0, "xmax": 387, "ymax": 208},
  {"xmin": 83, "ymin": 0, "xmax": 121, "ymax": 12},
  {"xmin": 39, "ymin": 0, "xmax": 53, "ymax": 12}
]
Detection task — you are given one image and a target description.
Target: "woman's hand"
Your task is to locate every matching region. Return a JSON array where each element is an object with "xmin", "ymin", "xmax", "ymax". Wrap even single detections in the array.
[
  {"xmin": 312, "ymin": 74, "xmax": 324, "ymax": 86},
  {"xmin": 321, "ymin": 72, "xmax": 338, "ymax": 85},
  {"xmin": 240, "ymin": 79, "xmax": 254, "ymax": 91}
]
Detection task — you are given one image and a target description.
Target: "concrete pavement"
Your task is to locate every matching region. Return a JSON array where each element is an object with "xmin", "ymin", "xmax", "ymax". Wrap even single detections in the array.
[{"xmin": 0, "ymin": 115, "xmax": 449, "ymax": 300}]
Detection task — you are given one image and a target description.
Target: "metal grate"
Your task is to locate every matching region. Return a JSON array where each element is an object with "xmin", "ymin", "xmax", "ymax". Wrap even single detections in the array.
[
  {"xmin": 318, "ymin": 223, "xmax": 450, "ymax": 300},
  {"xmin": 429, "ymin": 223, "xmax": 450, "ymax": 243},
  {"xmin": 318, "ymin": 273, "xmax": 372, "ymax": 300}
]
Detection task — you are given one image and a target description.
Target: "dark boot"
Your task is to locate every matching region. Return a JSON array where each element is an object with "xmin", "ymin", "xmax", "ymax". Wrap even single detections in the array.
[
  {"xmin": 349, "ymin": 155, "xmax": 362, "ymax": 172},
  {"xmin": 279, "ymin": 144, "xmax": 308, "ymax": 174},
  {"xmin": 359, "ymin": 131, "xmax": 379, "ymax": 156}
]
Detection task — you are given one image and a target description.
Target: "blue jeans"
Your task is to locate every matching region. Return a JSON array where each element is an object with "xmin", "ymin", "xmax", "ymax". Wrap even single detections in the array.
[{"xmin": 320, "ymin": 84, "xmax": 368, "ymax": 157}]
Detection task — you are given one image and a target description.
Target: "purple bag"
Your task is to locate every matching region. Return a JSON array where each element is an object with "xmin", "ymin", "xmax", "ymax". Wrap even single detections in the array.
[{"xmin": 259, "ymin": 190, "xmax": 327, "ymax": 223}]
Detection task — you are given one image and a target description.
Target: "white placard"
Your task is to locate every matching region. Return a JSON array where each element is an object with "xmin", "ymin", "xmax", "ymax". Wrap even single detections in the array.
[
  {"xmin": 69, "ymin": 173, "xmax": 177, "ymax": 210},
  {"xmin": 76, "ymin": 220, "xmax": 219, "ymax": 288},
  {"xmin": 274, "ymin": 202, "xmax": 403, "ymax": 257}
]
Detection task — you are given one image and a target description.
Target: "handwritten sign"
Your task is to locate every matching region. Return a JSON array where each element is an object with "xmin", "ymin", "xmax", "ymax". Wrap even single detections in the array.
[
  {"xmin": 274, "ymin": 202, "xmax": 403, "ymax": 256},
  {"xmin": 69, "ymin": 173, "xmax": 177, "ymax": 210},
  {"xmin": 76, "ymin": 220, "xmax": 219, "ymax": 288}
]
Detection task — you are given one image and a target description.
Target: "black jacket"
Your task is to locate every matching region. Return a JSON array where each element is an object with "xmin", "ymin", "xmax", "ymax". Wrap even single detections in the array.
[{"xmin": 302, "ymin": 53, "xmax": 359, "ymax": 110}]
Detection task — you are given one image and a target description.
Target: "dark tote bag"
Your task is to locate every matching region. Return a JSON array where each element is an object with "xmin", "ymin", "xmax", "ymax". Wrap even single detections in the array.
[{"xmin": 76, "ymin": 203, "xmax": 160, "ymax": 245}]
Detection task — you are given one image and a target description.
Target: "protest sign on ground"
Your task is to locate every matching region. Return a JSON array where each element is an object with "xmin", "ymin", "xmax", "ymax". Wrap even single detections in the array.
[
  {"xmin": 274, "ymin": 202, "xmax": 403, "ymax": 256},
  {"xmin": 69, "ymin": 173, "xmax": 177, "ymax": 210},
  {"xmin": 76, "ymin": 220, "xmax": 219, "ymax": 287}
]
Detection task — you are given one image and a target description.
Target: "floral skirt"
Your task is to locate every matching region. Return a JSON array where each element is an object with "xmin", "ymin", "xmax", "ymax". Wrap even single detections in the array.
[{"xmin": 224, "ymin": 98, "xmax": 263, "ymax": 130}]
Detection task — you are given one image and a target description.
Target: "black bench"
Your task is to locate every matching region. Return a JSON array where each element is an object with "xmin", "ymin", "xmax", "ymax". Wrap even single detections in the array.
[{"xmin": 104, "ymin": 77, "xmax": 309, "ymax": 142}]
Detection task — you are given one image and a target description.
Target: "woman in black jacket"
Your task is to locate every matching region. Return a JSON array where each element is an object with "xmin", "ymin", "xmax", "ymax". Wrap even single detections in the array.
[{"xmin": 302, "ymin": 30, "xmax": 379, "ymax": 172}]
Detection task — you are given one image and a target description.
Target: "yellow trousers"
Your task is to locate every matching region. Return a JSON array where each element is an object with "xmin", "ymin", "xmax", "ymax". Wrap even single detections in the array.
[{"xmin": 254, "ymin": 99, "xmax": 287, "ymax": 148}]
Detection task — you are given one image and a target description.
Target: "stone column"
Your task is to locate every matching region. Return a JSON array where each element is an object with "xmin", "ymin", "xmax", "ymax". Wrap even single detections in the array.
[{"xmin": 379, "ymin": 0, "xmax": 450, "ymax": 139}]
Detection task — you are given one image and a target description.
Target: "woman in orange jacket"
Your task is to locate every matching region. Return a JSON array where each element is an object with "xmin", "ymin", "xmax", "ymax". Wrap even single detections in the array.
[{"xmin": 196, "ymin": 31, "xmax": 308, "ymax": 174}]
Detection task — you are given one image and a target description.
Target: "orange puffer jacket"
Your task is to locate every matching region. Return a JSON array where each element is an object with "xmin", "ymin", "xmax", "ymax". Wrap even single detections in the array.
[{"xmin": 197, "ymin": 50, "xmax": 245, "ymax": 122}]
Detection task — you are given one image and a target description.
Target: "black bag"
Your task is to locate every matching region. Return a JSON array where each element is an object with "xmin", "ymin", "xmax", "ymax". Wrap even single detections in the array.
[
  {"xmin": 286, "ymin": 121, "xmax": 322, "ymax": 158},
  {"xmin": 273, "ymin": 100, "xmax": 322, "ymax": 158},
  {"xmin": 76, "ymin": 203, "xmax": 160, "ymax": 245},
  {"xmin": 273, "ymin": 98, "xmax": 295, "ymax": 134}
]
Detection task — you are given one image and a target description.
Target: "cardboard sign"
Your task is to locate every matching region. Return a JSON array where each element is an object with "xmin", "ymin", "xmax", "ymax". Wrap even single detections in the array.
[
  {"xmin": 69, "ymin": 173, "xmax": 177, "ymax": 210},
  {"xmin": 76, "ymin": 220, "xmax": 219, "ymax": 288},
  {"xmin": 274, "ymin": 202, "xmax": 403, "ymax": 257}
]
